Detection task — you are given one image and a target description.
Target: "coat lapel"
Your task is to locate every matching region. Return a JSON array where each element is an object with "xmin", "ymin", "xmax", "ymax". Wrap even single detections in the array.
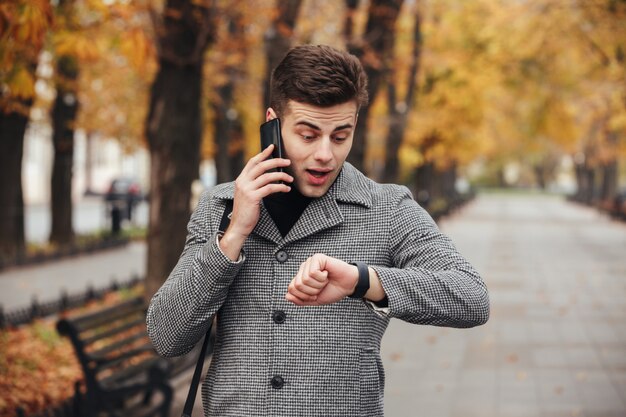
[
  {"xmin": 282, "ymin": 191, "xmax": 344, "ymax": 245},
  {"xmin": 255, "ymin": 203, "xmax": 283, "ymax": 244},
  {"xmin": 282, "ymin": 163, "xmax": 372, "ymax": 245}
]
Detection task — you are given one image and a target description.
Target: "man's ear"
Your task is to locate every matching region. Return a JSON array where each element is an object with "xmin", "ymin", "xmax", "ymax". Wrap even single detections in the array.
[{"xmin": 266, "ymin": 108, "xmax": 277, "ymax": 122}]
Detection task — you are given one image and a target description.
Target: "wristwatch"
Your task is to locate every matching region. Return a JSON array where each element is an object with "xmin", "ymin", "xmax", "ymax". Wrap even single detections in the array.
[{"xmin": 348, "ymin": 261, "xmax": 370, "ymax": 299}]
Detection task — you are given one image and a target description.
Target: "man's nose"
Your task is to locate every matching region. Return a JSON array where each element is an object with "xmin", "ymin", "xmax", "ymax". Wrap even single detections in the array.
[{"xmin": 313, "ymin": 138, "xmax": 333, "ymax": 163}]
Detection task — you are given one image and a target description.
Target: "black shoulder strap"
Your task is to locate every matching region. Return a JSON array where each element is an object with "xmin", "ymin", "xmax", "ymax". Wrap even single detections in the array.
[{"xmin": 181, "ymin": 199, "xmax": 233, "ymax": 417}]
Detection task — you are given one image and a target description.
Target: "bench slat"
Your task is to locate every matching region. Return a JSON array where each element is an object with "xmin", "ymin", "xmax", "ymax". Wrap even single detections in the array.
[
  {"xmin": 71, "ymin": 297, "xmax": 145, "ymax": 332},
  {"xmin": 98, "ymin": 356, "xmax": 164, "ymax": 388},
  {"xmin": 89, "ymin": 330, "xmax": 148, "ymax": 361},
  {"xmin": 93, "ymin": 343, "xmax": 155, "ymax": 373},
  {"xmin": 81, "ymin": 316, "xmax": 146, "ymax": 346}
]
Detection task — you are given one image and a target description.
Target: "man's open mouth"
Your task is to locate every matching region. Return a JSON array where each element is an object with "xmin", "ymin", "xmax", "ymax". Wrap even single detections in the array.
[{"xmin": 307, "ymin": 169, "xmax": 330, "ymax": 178}]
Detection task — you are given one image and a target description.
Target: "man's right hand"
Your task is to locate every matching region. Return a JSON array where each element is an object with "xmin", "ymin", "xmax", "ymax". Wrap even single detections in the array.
[{"xmin": 219, "ymin": 145, "xmax": 293, "ymax": 261}]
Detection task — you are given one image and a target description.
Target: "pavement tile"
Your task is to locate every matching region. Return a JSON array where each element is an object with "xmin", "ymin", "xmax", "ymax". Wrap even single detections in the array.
[
  {"xmin": 558, "ymin": 320, "xmax": 592, "ymax": 345},
  {"xmin": 598, "ymin": 347, "xmax": 626, "ymax": 370},
  {"xmin": 578, "ymin": 381, "xmax": 625, "ymax": 415},
  {"xmin": 565, "ymin": 346, "xmax": 603, "ymax": 369},
  {"xmin": 584, "ymin": 322, "xmax": 622, "ymax": 345}
]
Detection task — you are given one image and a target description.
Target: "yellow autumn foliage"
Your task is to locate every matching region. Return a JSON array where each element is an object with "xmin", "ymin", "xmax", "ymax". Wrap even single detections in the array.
[
  {"xmin": 53, "ymin": 30, "xmax": 102, "ymax": 62},
  {"xmin": 6, "ymin": 65, "xmax": 35, "ymax": 99},
  {"xmin": 0, "ymin": 0, "xmax": 52, "ymax": 105}
]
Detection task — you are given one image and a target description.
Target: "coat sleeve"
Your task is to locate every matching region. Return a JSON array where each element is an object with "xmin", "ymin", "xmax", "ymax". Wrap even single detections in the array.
[
  {"xmin": 146, "ymin": 190, "xmax": 244, "ymax": 357},
  {"xmin": 370, "ymin": 187, "xmax": 489, "ymax": 328}
]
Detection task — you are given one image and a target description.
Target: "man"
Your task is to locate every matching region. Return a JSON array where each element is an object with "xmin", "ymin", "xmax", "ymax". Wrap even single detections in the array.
[{"xmin": 147, "ymin": 44, "xmax": 489, "ymax": 416}]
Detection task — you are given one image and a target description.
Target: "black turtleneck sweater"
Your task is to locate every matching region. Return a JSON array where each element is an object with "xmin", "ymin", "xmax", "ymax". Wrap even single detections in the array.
[{"xmin": 263, "ymin": 186, "xmax": 313, "ymax": 237}]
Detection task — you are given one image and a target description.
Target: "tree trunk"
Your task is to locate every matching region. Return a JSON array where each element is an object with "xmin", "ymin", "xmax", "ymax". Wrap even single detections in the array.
[
  {"xmin": 534, "ymin": 164, "xmax": 546, "ymax": 189},
  {"xmin": 262, "ymin": 0, "xmax": 303, "ymax": 111},
  {"xmin": 84, "ymin": 131, "xmax": 94, "ymax": 195},
  {"xmin": 145, "ymin": 0, "xmax": 216, "ymax": 299},
  {"xmin": 347, "ymin": 0, "xmax": 403, "ymax": 174},
  {"xmin": 600, "ymin": 161, "xmax": 618, "ymax": 201},
  {"xmin": 382, "ymin": 4, "xmax": 422, "ymax": 183},
  {"xmin": 442, "ymin": 163, "xmax": 458, "ymax": 201},
  {"xmin": 343, "ymin": 0, "xmax": 359, "ymax": 41},
  {"xmin": 413, "ymin": 161, "xmax": 433, "ymax": 208},
  {"xmin": 214, "ymin": 82, "xmax": 238, "ymax": 183},
  {"xmin": 600, "ymin": 131, "xmax": 618, "ymax": 201},
  {"xmin": 50, "ymin": 55, "xmax": 79, "ymax": 246},
  {"xmin": 214, "ymin": 9, "xmax": 246, "ymax": 183},
  {"xmin": 575, "ymin": 163, "xmax": 596, "ymax": 204},
  {"xmin": 0, "ymin": 109, "xmax": 28, "ymax": 260}
]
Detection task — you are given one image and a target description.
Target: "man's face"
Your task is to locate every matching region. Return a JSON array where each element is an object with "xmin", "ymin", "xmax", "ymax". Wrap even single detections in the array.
[{"xmin": 267, "ymin": 100, "xmax": 358, "ymax": 198}]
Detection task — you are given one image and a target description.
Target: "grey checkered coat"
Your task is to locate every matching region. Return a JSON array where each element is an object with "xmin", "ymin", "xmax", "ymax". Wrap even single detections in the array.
[{"xmin": 147, "ymin": 163, "xmax": 489, "ymax": 417}]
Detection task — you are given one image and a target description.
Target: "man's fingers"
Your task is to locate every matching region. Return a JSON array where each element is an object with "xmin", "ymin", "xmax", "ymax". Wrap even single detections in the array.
[
  {"xmin": 252, "ymin": 171, "xmax": 293, "ymax": 189},
  {"xmin": 290, "ymin": 277, "xmax": 322, "ymax": 296},
  {"xmin": 309, "ymin": 270, "xmax": 328, "ymax": 284},
  {"xmin": 250, "ymin": 157, "xmax": 291, "ymax": 179},
  {"xmin": 286, "ymin": 292, "xmax": 317, "ymax": 306},
  {"xmin": 288, "ymin": 281, "xmax": 318, "ymax": 300},
  {"xmin": 304, "ymin": 255, "xmax": 329, "ymax": 282},
  {"xmin": 241, "ymin": 145, "xmax": 274, "ymax": 175}
]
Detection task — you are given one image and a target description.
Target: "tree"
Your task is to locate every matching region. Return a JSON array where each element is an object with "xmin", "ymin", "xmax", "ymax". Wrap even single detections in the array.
[
  {"xmin": 347, "ymin": 0, "xmax": 404, "ymax": 173},
  {"xmin": 262, "ymin": 0, "xmax": 303, "ymax": 111},
  {"xmin": 145, "ymin": 0, "xmax": 217, "ymax": 299},
  {"xmin": 212, "ymin": 0, "xmax": 249, "ymax": 183},
  {"xmin": 0, "ymin": 0, "xmax": 53, "ymax": 259},
  {"xmin": 49, "ymin": 0, "xmax": 80, "ymax": 246},
  {"xmin": 382, "ymin": 2, "xmax": 422, "ymax": 183}
]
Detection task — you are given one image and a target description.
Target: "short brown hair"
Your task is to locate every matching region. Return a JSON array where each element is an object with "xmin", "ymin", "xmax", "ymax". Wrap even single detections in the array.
[{"xmin": 269, "ymin": 44, "xmax": 368, "ymax": 117}]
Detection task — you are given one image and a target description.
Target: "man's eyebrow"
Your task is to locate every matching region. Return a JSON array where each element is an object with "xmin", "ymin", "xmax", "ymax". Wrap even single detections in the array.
[
  {"xmin": 295, "ymin": 121, "xmax": 354, "ymax": 132},
  {"xmin": 333, "ymin": 123, "xmax": 353, "ymax": 132},
  {"xmin": 296, "ymin": 121, "xmax": 321, "ymax": 131}
]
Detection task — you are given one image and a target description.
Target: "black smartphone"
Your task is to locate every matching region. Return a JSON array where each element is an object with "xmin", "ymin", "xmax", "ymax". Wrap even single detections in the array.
[{"xmin": 260, "ymin": 118, "xmax": 284, "ymax": 173}]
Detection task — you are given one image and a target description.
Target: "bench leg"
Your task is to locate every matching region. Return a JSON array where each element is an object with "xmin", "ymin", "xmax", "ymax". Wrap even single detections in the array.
[{"xmin": 156, "ymin": 383, "xmax": 173, "ymax": 417}]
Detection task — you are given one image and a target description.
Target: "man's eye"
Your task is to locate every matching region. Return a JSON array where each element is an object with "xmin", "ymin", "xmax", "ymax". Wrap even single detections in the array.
[
  {"xmin": 334, "ymin": 136, "xmax": 348, "ymax": 142},
  {"xmin": 301, "ymin": 134, "xmax": 316, "ymax": 140}
]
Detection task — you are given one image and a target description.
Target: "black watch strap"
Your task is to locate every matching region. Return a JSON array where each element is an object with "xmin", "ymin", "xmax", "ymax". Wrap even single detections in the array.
[{"xmin": 348, "ymin": 261, "xmax": 370, "ymax": 299}]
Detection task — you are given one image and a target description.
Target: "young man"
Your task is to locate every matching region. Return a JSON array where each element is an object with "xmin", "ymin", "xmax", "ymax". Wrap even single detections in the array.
[{"xmin": 147, "ymin": 44, "xmax": 489, "ymax": 416}]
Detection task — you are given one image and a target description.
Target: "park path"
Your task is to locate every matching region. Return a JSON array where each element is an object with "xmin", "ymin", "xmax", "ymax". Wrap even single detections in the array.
[
  {"xmin": 381, "ymin": 192, "xmax": 626, "ymax": 417},
  {"xmin": 0, "ymin": 241, "xmax": 145, "ymax": 312}
]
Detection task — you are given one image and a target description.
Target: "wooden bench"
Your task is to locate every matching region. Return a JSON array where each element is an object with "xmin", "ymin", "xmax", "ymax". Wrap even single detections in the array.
[{"xmin": 56, "ymin": 297, "xmax": 173, "ymax": 417}]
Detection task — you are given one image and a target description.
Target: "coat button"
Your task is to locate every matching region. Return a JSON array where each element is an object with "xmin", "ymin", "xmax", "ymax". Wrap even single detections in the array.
[
  {"xmin": 272, "ymin": 310, "xmax": 286, "ymax": 324},
  {"xmin": 271, "ymin": 375, "xmax": 284, "ymax": 389},
  {"xmin": 275, "ymin": 250, "xmax": 288, "ymax": 263}
]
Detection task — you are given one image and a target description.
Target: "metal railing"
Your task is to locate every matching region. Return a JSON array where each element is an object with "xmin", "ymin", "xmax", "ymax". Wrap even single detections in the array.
[{"xmin": 0, "ymin": 275, "xmax": 143, "ymax": 329}]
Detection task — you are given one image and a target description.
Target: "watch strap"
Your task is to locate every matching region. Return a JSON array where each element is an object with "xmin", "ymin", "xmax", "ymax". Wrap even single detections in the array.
[{"xmin": 348, "ymin": 261, "xmax": 370, "ymax": 299}]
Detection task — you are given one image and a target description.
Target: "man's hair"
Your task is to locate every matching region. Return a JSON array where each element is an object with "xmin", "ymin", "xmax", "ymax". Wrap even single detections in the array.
[{"xmin": 269, "ymin": 44, "xmax": 368, "ymax": 117}]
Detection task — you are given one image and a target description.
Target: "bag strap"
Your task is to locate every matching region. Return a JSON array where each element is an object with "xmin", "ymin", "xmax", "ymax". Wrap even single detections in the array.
[{"xmin": 181, "ymin": 199, "xmax": 233, "ymax": 417}]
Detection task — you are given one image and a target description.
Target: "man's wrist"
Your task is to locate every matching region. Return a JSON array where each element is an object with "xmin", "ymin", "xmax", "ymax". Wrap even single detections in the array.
[{"xmin": 218, "ymin": 229, "xmax": 247, "ymax": 262}]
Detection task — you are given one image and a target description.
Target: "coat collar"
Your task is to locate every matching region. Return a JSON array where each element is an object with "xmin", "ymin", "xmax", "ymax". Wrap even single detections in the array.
[{"xmin": 213, "ymin": 162, "xmax": 373, "ymax": 244}]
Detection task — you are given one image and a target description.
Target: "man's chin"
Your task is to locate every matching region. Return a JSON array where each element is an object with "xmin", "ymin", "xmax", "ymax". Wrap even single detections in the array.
[{"xmin": 297, "ymin": 183, "xmax": 329, "ymax": 198}]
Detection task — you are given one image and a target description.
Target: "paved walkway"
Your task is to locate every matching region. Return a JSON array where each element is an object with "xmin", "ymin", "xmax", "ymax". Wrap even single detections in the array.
[
  {"xmin": 0, "ymin": 242, "xmax": 145, "ymax": 311},
  {"xmin": 381, "ymin": 192, "xmax": 626, "ymax": 417}
]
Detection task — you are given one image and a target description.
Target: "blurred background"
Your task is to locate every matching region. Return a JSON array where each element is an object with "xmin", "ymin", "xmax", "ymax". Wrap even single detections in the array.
[{"xmin": 1, "ymin": 0, "xmax": 625, "ymax": 416}]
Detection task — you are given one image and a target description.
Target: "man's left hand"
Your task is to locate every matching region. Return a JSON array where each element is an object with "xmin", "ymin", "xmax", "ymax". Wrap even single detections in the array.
[{"xmin": 285, "ymin": 254, "xmax": 359, "ymax": 306}]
